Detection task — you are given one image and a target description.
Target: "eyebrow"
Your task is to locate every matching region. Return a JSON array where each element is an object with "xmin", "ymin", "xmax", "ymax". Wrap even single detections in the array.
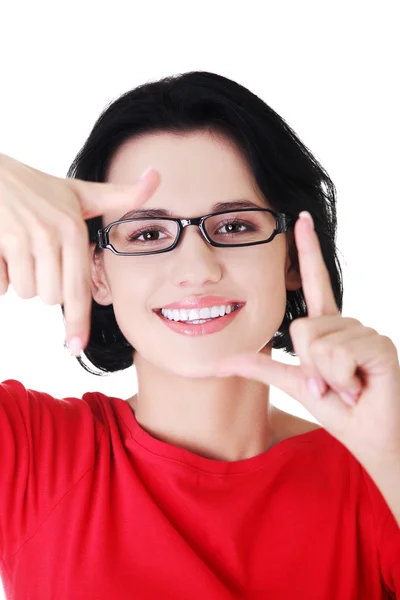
[{"xmin": 117, "ymin": 199, "xmax": 265, "ymax": 221}]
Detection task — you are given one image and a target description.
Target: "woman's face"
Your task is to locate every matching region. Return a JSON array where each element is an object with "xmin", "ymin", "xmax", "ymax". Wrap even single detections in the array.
[{"xmin": 90, "ymin": 130, "xmax": 301, "ymax": 378}]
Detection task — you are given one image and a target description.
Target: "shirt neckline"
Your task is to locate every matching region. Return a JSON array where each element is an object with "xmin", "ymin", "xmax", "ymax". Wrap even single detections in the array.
[{"xmin": 97, "ymin": 392, "xmax": 326, "ymax": 475}]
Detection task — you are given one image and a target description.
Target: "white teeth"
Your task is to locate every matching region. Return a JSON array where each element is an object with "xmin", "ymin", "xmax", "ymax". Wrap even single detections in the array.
[
  {"xmin": 188, "ymin": 309, "xmax": 200, "ymax": 321},
  {"xmin": 210, "ymin": 306, "xmax": 219, "ymax": 318},
  {"xmin": 160, "ymin": 303, "xmax": 238, "ymax": 322}
]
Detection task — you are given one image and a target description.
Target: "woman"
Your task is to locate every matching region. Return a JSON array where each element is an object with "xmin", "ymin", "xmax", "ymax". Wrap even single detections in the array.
[{"xmin": 0, "ymin": 70, "xmax": 399, "ymax": 599}]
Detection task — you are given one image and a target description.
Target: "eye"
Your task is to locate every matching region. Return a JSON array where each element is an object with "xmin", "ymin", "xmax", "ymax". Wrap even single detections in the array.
[
  {"xmin": 127, "ymin": 228, "xmax": 168, "ymax": 242},
  {"xmin": 215, "ymin": 219, "xmax": 255, "ymax": 235},
  {"xmin": 220, "ymin": 222, "xmax": 246, "ymax": 233}
]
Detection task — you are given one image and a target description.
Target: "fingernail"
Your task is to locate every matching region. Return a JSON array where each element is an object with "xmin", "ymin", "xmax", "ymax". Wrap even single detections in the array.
[
  {"xmin": 140, "ymin": 167, "xmax": 153, "ymax": 180},
  {"xmin": 299, "ymin": 211, "xmax": 314, "ymax": 229},
  {"xmin": 68, "ymin": 337, "xmax": 82, "ymax": 356},
  {"xmin": 340, "ymin": 391, "xmax": 358, "ymax": 407}
]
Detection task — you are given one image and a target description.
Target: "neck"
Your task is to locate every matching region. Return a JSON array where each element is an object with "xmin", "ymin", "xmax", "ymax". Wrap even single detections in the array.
[{"xmin": 128, "ymin": 350, "xmax": 282, "ymax": 462}]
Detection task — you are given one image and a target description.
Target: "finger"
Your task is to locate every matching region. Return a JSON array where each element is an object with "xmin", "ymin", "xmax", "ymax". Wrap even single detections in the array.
[
  {"xmin": 1, "ymin": 224, "xmax": 36, "ymax": 299},
  {"xmin": 70, "ymin": 167, "xmax": 161, "ymax": 221},
  {"xmin": 295, "ymin": 212, "xmax": 338, "ymax": 317},
  {"xmin": 216, "ymin": 352, "xmax": 305, "ymax": 397},
  {"xmin": 215, "ymin": 351, "xmax": 349, "ymax": 420},
  {"xmin": 309, "ymin": 326, "xmax": 376, "ymax": 399},
  {"xmin": 33, "ymin": 225, "xmax": 63, "ymax": 305},
  {"xmin": 215, "ymin": 351, "xmax": 354, "ymax": 432},
  {"xmin": 290, "ymin": 316, "xmax": 362, "ymax": 392},
  {"xmin": 61, "ymin": 218, "xmax": 92, "ymax": 353}
]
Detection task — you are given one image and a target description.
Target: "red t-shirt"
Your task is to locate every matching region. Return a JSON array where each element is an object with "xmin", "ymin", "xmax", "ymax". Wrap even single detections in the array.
[{"xmin": 0, "ymin": 378, "xmax": 399, "ymax": 599}]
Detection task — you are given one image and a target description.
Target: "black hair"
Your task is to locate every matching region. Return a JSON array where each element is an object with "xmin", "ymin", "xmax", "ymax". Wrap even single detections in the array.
[{"xmin": 62, "ymin": 70, "xmax": 343, "ymax": 376}]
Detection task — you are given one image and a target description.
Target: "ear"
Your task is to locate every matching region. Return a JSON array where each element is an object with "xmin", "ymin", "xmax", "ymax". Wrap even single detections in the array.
[
  {"xmin": 88, "ymin": 243, "xmax": 113, "ymax": 306},
  {"xmin": 284, "ymin": 228, "xmax": 302, "ymax": 291}
]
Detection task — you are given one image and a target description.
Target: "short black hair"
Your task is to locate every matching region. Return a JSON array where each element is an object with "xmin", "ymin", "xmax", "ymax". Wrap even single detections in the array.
[{"xmin": 62, "ymin": 70, "xmax": 343, "ymax": 376}]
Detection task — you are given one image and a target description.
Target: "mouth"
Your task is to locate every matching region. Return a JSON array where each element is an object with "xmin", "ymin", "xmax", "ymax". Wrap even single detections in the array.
[{"xmin": 153, "ymin": 302, "xmax": 245, "ymax": 337}]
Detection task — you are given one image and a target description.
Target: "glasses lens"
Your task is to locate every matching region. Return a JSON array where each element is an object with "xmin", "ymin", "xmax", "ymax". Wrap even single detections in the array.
[
  {"xmin": 109, "ymin": 219, "xmax": 179, "ymax": 254},
  {"xmin": 204, "ymin": 210, "xmax": 276, "ymax": 245}
]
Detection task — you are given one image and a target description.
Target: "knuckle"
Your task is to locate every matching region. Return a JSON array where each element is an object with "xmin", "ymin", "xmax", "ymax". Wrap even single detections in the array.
[
  {"xmin": 331, "ymin": 344, "xmax": 353, "ymax": 363},
  {"xmin": 62, "ymin": 215, "xmax": 86, "ymax": 238},
  {"xmin": 289, "ymin": 317, "xmax": 307, "ymax": 337},
  {"xmin": 310, "ymin": 338, "xmax": 329, "ymax": 357},
  {"xmin": 1, "ymin": 229, "xmax": 27, "ymax": 252},
  {"xmin": 380, "ymin": 335, "xmax": 397, "ymax": 352},
  {"xmin": 364, "ymin": 326, "xmax": 378, "ymax": 336},
  {"xmin": 19, "ymin": 289, "xmax": 36, "ymax": 300},
  {"xmin": 34, "ymin": 223, "xmax": 58, "ymax": 248},
  {"xmin": 15, "ymin": 276, "xmax": 36, "ymax": 300},
  {"xmin": 343, "ymin": 317, "xmax": 363, "ymax": 327},
  {"xmin": 41, "ymin": 293, "xmax": 61, "ymax": 306},
  {"xmin": 311, "ymin": 339, "xmax": 351, "ymax": 364}
]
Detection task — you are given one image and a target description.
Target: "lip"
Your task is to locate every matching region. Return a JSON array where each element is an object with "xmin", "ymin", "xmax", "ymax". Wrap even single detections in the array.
[
  {"xmin": 154, "ymin": 303, "xmax": 244, "ymax": 337},
  {"xmin": 155, "ymin": 296, "xmax": 245, "ymax": 311}
]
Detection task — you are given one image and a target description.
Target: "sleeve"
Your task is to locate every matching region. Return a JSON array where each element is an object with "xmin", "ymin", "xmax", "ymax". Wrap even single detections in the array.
[
  {"xmin": 0, "ymin": 379, "xmax": 104, "ymax": 560},
  {"xmin": 362, "ymin": 464, "xmax": 400, "ymax": 596},
  {"xmin": 379, "ymin": 509, "xmax": 400, "ymax": 596}
]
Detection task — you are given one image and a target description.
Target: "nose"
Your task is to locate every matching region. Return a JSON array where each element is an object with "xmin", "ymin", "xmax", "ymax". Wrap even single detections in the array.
[{"xmin": 169, "ymin": 225, "xmax": 223, "ymax": 287}]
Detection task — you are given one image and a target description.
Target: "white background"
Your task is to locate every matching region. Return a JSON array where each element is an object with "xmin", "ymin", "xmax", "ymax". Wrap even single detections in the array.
[{"xmin": 0, "ymin": 1, "xmax": 399, "ymax": 597}]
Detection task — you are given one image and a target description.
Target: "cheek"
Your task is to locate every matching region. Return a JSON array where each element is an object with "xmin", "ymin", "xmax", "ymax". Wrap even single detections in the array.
[
  {"xmin": 110, "ymin": 287, "xmax": 154, "ymax": 354},
  {"xmin": 238, "ymin": 254, "xmax": 288, "ymax": 328},
  {"xmin": 105, "ymin": 262, "xmax": 157, "ymax": 336},
  {"xmin": 106, "ymin": 257, "xmax": 159, "ymax": 299}
]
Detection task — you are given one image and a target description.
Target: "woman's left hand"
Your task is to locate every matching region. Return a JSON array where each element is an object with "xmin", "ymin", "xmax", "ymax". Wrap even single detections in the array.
[{"xmin": 216, "ymin": 211, "xmax": 400, "ymax": 472}]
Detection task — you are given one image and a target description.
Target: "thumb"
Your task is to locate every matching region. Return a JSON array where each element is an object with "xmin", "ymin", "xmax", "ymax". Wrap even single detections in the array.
[
  {"xmin": 215, "ymin": 353, "xmax": 348, "ymax": 423},
  {"xmin": 68, "ymin": 167, "xmax": 160, "ymax": 220},
  {"xmin": 215, "ymin": 352, "xmax": 306, "ymax": 399}
]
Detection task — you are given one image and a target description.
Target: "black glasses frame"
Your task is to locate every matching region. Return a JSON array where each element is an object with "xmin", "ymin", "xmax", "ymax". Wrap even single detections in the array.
[{"xmin": 96, "ymin": 208, "xmax": 296, "ymax": 257}]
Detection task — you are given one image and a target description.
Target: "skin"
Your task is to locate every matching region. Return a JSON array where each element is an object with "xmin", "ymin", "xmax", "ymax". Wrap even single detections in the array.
[{"xmin": 89, "ymin": 129, "xmax": 319, "ymax": 462}]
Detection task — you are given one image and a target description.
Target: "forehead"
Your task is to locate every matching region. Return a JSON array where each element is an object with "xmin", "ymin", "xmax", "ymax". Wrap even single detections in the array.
[{"xmin": 104, "ymin": 130, "xmax": 267, "ymax": 224}]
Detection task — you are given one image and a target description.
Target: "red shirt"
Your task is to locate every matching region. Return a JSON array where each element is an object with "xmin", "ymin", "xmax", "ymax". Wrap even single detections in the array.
[{"xmin": 0, "ymin": 378, "xmax": 399, "ymax": 599}]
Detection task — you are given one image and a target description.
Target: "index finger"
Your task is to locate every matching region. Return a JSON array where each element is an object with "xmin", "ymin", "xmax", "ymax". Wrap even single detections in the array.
[
  {"xmin": 71, "ymin": 167, "xmax": 161, "ymax": 221},
  {"xmin": 64, "ymin": 169, "xmax": 161, "ymax": 353},
  {"xmin": 62, "ymin": 218, "xmax": 93, "ymax": 354},
  {"xmin": 295, "ymin": 211, "xmax": 338, "ymax": 317}
]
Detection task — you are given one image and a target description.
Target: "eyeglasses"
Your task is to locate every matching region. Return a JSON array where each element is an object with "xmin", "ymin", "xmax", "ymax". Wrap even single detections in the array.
[{"xmin": 96, "ymin": 208, "xmax": 296, "ymax": 256}]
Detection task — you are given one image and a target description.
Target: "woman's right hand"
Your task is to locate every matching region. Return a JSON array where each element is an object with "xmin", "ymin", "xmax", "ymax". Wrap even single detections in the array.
[{"xmin": 0, "ymin": 153, "xmax": 160, "ymax": 355}]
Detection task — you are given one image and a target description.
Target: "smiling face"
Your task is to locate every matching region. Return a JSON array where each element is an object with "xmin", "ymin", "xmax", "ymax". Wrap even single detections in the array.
[{"xmin": 89, "ymin": 129, "xmax": 301, "ymax": 378}]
